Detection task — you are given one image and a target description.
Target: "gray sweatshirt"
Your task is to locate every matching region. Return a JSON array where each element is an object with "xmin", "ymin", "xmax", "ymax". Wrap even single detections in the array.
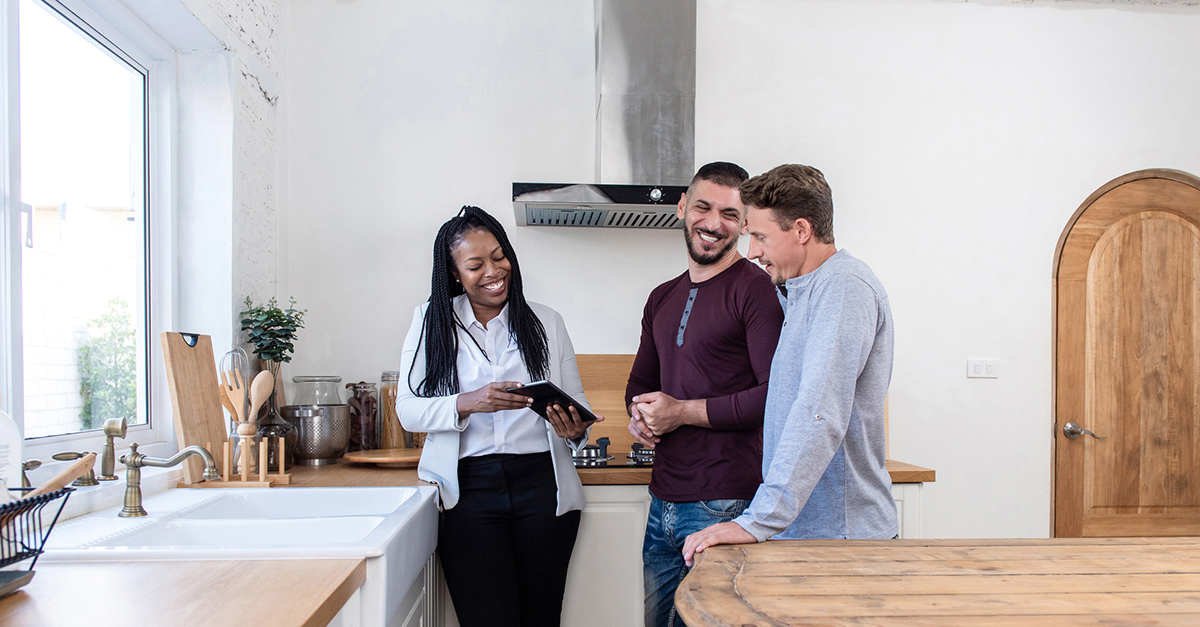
[{"xmin": 733, "ymin": 249, "xmax": 898, "ymax": 540}]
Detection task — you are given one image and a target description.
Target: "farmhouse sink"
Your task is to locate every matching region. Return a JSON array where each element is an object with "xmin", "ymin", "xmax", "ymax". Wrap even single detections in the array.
[
  {"xmin": 94, "ymin": 516, "xmax": 387, "ymax": 548},
  {"xmin": 177, "ymin": 487, "xmax": 416, "ymax": 519},
  {"xmin": 42, "ymin": 486, "xmax": 439, "ymax": 627}
]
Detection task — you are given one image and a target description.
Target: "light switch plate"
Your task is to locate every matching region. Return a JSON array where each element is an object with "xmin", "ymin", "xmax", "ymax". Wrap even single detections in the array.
[{"xmin": 967, "ymin": 358, "xmax": 999, "ymax": 379}]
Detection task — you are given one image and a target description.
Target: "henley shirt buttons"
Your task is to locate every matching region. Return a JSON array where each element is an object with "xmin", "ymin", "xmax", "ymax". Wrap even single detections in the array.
[{"xmin": 815, "ymin": 413, "xmax": 822, "ymax": 420}]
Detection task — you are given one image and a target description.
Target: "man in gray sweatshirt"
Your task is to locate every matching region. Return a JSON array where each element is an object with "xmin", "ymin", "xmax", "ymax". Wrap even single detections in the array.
[{"xmin": 682, "ymin": 164, "xmax": 897, "ymax": 565}]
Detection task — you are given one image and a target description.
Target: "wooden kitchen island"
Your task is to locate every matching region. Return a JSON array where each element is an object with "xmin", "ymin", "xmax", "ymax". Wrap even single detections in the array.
[{"xmin": 675, "ymin": 537, "xmax": 1200, "ymax": 626}]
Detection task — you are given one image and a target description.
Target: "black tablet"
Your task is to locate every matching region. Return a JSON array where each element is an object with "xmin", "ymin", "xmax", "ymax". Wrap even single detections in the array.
[{"xmin": 506, "ymin": 380, "xmax": 598, "ymax": 423}]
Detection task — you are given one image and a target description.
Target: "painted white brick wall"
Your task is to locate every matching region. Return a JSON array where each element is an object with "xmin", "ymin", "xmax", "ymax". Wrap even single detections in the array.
[
  {"xmin": 202, "ymin": 0, "xmax": 278, "ymax": 71},
  {"xmin": 233, "ymin": 55, "xmax": 278, "ymax": 306},
  {"xmin": 182, "ymin": 0, "xmax": 280, "ymax": 308}
]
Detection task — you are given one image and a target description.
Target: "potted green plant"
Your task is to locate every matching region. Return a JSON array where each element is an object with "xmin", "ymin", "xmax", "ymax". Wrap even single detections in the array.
[
  {"xmin": 240, "ymin": 296, "xmax": 306, "ymax": 470},
  {"xmin": 240, "ymin": 296, "xmax": 306, "ymax": 365}
]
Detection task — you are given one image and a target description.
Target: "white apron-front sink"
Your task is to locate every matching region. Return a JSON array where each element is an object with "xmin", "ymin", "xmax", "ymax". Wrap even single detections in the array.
[{"xmin": 42, "ymin": 486, "xmax": 439, "ymax": 627}]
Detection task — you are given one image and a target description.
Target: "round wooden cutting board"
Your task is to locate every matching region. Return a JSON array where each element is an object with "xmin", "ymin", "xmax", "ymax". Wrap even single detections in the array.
[{"xmin": 342, "ymin": 448, "xmax": 423, "ymax": 468}]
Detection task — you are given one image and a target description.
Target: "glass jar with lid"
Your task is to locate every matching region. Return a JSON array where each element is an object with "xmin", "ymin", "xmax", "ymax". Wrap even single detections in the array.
[
  {"xmin": 346, "ymin": 381, "xmax": 379, "ymax": 452},
  {"xmin": 292, "ymin": 376, "xmax": 343, "ymax": 405},
  {"xmin": 379, "ymin": 371, "xmax": 409, "ymax": 449}
]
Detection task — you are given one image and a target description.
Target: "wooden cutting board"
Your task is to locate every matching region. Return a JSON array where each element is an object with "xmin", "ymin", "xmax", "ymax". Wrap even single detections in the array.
[
  {"xmin": 160, "ymin": 332, "xmax": 229, "ymax": 484},
  {"xmin": 342, "ymin": 449, "xmax": 422, "ymax": 468}
]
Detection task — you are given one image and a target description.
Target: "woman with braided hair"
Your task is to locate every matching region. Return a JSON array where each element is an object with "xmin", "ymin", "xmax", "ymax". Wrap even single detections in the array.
[{"xmin": 396, "ymin": 205, "xmax": 602, "ymax": 627}]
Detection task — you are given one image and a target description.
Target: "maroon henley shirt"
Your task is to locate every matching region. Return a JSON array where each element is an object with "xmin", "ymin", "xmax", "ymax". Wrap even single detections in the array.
[{"xmin": 626, "ymin": 257, "xmax": 784, "ymax": 502}]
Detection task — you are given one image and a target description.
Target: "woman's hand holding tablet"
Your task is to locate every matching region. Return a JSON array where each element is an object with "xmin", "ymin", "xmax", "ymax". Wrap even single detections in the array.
[{"xmin": 506, "ymin": 381, "xmax": 600, "ymax": 425}]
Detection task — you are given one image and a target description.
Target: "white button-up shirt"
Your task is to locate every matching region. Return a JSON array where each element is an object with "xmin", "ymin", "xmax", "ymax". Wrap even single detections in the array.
[
  {"xmin": 455, "ymin": 296, "xmax": 551, "ymax": 458},
  {"xmin": 396, "ymin": 295, "xmax": 592, "ymax": 513}
]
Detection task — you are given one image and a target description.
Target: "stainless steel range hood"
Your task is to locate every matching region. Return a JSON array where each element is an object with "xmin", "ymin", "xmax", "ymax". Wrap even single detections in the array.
[
  {"xmin": 514, "ymin": 0, "xmax": 695, "ymax": 229},
  {"xmin": 513, "ymin": 183, "xmax": 688, "ymax": 228}
]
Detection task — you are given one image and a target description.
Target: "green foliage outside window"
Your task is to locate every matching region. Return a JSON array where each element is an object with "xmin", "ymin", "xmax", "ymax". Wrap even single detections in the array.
[{"xmin": 77, "ymin": 298, "xmax": 136, "ymax": 430}]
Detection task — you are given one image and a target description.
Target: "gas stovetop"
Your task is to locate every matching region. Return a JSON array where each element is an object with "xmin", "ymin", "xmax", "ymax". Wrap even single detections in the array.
[
  {"xmin": 573, "ymin": 437, "xmax": 613, "ymax": 467},
  {"xmin": 572, "ymin": 438, "xmax": 654, "ymax": 468},
  {"xmin": 626, "ymin": 443, "xmax": 654, "ymax": 467}
]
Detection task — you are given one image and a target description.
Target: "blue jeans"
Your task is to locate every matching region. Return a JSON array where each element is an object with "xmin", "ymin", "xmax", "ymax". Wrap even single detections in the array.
[{"xmin": 643, "ymin": 494, "xmax": 749, "ymax": 627}]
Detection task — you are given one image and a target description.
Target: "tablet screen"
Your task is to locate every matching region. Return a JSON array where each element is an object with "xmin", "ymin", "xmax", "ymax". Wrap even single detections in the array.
[{"xmin": 506, "ymin": 380, "xmax": 598, "ymax": 423}]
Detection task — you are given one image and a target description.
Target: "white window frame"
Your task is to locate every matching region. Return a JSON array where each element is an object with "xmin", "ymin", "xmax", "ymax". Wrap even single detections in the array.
[{"xmin": 2, "ymin": 0, "xmax": 178, "ymax": 464}]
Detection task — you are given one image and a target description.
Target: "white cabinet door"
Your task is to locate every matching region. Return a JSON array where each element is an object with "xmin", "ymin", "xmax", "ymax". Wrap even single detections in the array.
[
  {"xmin": 561, "ymin": 485, "xmax": 650, "ymax": 627},
  {"xmin": 434, "ymin": 482, "xmax": 922, "ymax": 625},
  {"xmin": 891, "ymin": 482, "xmax": 923, "ymax": 539},
  {"xmin": 387, "ymin": 555, "xmax": 438, "ymax": 627}
]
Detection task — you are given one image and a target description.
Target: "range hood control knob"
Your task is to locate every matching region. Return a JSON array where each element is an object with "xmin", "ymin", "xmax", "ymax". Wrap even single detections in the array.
[{"xmin": 649, "ymin": 188, "xmax": 663, "ymax": 202}]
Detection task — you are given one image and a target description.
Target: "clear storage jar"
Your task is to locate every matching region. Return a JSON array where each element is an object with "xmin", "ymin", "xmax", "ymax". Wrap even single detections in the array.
[
  {"xmin": 345, "ymin": 381, "xmax": 379, "ymax": 452},
  {"xmin": 379, "ymin": 371, "xmax": 409, "ymax": 449},
  {"xmin": 292, "ymin": 376, "xmax": 343, "ymax": 405}
]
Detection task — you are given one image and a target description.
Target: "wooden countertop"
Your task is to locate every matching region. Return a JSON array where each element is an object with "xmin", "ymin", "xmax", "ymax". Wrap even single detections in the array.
[
  {"xmin": 285, "ymin": 458, "xmax": 656, "ymax": 486},
  {"xmin": 0, "ymin": 558, "xmax": 365, "ymax": 627},
  {"xmin": 3, "ymin": 457, "xmax": 931, "ymax": 626},
  {"xmin": 884, "ymin": 459, "xmax": 935, "ymax": 483},
  {"xmin": 286, "ymin": 457, "xmax": 931, "ymax": 486},
  {"xmin": 675, "ymin": 537, "xmax": 1200, "ymax": 626}
]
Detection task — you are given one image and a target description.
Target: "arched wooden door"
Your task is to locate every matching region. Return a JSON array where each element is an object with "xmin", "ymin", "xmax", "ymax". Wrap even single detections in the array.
[{"xmin": 1054, "ymin": 169, "xmax": 1200, "ymax": 537}]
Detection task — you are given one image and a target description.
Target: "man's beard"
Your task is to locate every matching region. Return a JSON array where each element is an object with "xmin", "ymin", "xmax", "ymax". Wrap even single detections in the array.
[{"xmin": 684, "ymin": 225, "xmax": 737, "ymax": 266}]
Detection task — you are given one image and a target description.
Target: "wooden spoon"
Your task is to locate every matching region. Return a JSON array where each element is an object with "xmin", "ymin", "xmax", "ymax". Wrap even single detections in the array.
[
  {"xmin": 25, "ymin": 453, "xmax": 96, "ymax": 499},
  {"xmin": 247, "ymin": 370, "xmax": 275, "ymax": 424}
]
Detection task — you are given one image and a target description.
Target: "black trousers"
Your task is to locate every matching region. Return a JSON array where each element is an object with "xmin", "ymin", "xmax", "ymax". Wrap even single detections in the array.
[{"xmin": 438, "ymin": 452, "xmax": 581, "ymax": 627}]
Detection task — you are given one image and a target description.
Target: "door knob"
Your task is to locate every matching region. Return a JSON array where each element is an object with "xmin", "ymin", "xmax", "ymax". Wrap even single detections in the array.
[{"xmin": 1063, "ymin": 422, "xmax": 1107, "ymax": 440}]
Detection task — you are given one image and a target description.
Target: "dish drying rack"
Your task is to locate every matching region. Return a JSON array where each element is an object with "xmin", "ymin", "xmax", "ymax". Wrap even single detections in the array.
[{"xmin": 0, "ymin": 487, "xmax": 74, "ymax": 598}]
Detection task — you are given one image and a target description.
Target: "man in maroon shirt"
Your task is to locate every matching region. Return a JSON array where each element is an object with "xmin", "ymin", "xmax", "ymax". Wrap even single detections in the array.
[{"xmin": 626, "ymin": 162, "xmax": 784, "ymax": 627}]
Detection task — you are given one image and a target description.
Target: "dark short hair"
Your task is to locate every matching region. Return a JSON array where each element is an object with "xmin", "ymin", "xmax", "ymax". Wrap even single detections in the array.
[
  {"xmin": 688, "ymin": 161, "xmax": 749, "ymax": 195},
  {"xmin": 740, "ymin": 164, "xmax": 834, "ymax": 244}
]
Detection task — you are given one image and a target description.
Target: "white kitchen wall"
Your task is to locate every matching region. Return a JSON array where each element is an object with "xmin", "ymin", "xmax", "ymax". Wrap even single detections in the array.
[
  {"xmin": 281, "ymin": 0, "xmax": 1200, "ymax": 538},
  {"xmin": 281, "ymin": 0, "xmax": 686, "ymax": 382},
  {"xmin": 697, "ymin": 0, "xmax": 1200, "ymax": 538}
]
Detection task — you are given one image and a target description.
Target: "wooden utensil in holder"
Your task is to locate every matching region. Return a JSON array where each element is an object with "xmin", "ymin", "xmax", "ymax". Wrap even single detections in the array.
[
  {"xmin": 248, "ymin": 371, "xmax": 274, "ymax": 423},
  {"xmin": 179, "ymin": 433, "xmax": 291, "ymax": 488}
]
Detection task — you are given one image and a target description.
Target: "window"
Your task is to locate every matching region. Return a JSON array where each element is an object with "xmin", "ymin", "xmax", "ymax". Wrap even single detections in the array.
[
  {"xmin": 2, "ymin": 0, "xmax": 176, "ymax": 458},
  {"xmin": 18, "ymin": 0, "xmax": 147, "ymax": 439}
]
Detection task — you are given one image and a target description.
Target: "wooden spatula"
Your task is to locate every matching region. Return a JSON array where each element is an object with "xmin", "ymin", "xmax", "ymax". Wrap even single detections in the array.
[
  {"xmin": 221, "ymin": 369, "xmax": 246, "ymax": 422},
  {"xmin": 219, "ymin": 369, "xmax": 244, "ymax": 420},
  {"xmin": 218, "ymin": 384, "xmax": 239, "ymax": 425}
]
